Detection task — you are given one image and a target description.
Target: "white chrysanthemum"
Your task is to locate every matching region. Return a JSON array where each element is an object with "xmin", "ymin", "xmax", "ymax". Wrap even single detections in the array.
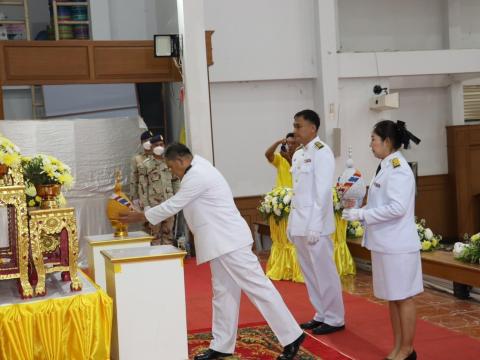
[
  {"xmin": 274, "ymin": 208, "xmax": 281, "ymax": 216},
  {"xmin": 453, "ymin": 242, "xmax": 468, "ymax": 258},
  {"xmin": 283, "ymin": 194, "xmax": 291, "ymax": 205},
  {"xmin": 424, "ymin": 228, "xmax": 433, "ymax": 240}
]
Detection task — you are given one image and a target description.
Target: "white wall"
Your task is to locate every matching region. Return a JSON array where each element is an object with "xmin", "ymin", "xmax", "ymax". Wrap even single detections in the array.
[
  {"xmin": 337, "ymin": 78, "xmax": 391, "ymax": 181},
  {"xmin": 455, "ymin": 0, "xmax": 480, "ymax": 49},
  {"xmin": 337, "ymin": 0, "xmax": 447, "ymax": 52},
  {"xmin": 204, "ymin": 0, "xmax": 316, "ymax": 82},
  {"xmin": 337, "ymin": 79, "xmax": 450, "ymax": 182},
  {"xmin": 3, "ymin": 87, "xmax": 32, "ymax": 119},
  {"xmin": 156, "ymin": 0, "xmax": 179, "ymax": 34},
  {"xmin": 107, "ymin": 0, "xmax": 151, "ymax": 40},
  {"xmin": 390, "ymin": 87, "xmax": 450, "ymax": 175},
  {"xmin": 210, "ymin": 80, "xmax": 314, "ymax": 196}
]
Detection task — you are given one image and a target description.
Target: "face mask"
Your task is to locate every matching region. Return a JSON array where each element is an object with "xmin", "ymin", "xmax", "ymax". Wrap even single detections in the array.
[
  {"xmin": 143, "ymin": 142, "xmax": 152, "ymax": 151},
  {"xmin": 153, "ymin": 146, "xmax": 164, "ymax": 156}
]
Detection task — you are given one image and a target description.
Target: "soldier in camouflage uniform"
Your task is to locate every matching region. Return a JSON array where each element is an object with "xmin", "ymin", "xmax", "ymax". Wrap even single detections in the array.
[
  {"xmin": 138, "ymin": 134, "xmax": 180, "ymax": 245},
  {"xmin": 130, "ymin": 130, "xmax": 153, "ymax": 207}
]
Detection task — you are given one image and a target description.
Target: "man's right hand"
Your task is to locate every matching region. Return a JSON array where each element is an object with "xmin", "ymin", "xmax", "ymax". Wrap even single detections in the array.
[{"xmin": 118, "ymin": 210, "xmax": 147, "ymax": 224}]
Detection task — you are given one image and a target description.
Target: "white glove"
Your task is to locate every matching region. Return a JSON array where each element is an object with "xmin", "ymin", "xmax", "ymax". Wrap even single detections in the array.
[
  {"xmin": 342, "ymin": 208, "xmax": 365, "ymax": 222},
  {"xmin": 307, "ymin": 231, "xmax": 321, "ymax": 245}
]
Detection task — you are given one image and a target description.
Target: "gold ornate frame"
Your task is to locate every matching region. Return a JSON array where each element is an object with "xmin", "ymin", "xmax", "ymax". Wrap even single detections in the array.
[
  {"xmin": 0, "ymin": 185, "xmax": 33, "ymax": 298},
  {"xmin": 29, "ymin": 207, "xmax": 82, "ymax": 296}
]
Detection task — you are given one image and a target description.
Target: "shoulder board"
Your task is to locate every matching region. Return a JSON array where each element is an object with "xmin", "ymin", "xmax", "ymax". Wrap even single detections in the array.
[
  {"xmin": 314, "ymin": 141, "xmax": 324, "ymax": 150},
  {"xmin": 391, "ymin": 158, "xmax": 401, "ymax": 168}
]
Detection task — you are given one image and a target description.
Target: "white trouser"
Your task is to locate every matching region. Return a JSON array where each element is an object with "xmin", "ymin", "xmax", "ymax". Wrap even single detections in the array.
[
  {"xmin": 292, "ymin": 235, "xmax": 345, "ymax": 326},
  {"xmin": 209, "ymin": 245, "xmax": 303, "ymax": 353}
]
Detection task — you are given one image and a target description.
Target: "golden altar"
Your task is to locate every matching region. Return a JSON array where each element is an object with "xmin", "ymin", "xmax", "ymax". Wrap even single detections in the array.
[{"xmin": 0, "ymin": 166, "xmax": 81, "ymax": 297}]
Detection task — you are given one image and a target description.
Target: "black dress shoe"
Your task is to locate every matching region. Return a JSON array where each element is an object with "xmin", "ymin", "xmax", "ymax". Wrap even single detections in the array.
[
  {"xmin": 311, "ymin": 323, "xmax": 345, "ymax": 335},
  {"xmin": 300, "ymin": 319, "xmax": 324, "ymax": 330},
  {"xmin": 277, "ymin": 332, "xmax": 306, "ymax": 360},
  {"xmin": 194, "ymin": 349, "xmax": 232, "ymax": 360},
  {"xmin": 404, "ymin": 350, "xmax": 417, "ymax": 360}
]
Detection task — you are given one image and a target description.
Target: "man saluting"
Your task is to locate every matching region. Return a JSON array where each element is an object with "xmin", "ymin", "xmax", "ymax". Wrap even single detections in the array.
[{"xmin": 119, "ymin": 143, "xmax": 305, "ymax": 360}]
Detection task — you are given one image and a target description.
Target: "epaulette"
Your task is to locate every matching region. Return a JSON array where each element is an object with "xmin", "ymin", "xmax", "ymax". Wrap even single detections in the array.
[
  {"xmin": 391, "ymin": 158, "xmax": 401, "ymax": 168},
  {"xmin": 314, "ymin": 141, "xmax": 324, "ymax": 150}
]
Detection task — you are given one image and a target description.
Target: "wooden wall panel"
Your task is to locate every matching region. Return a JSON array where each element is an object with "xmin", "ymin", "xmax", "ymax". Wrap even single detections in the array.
[
  {"xmin": 3, "ymin": 46, "xmax": 90, "ymax": 81},
  {"xmin": 415, "ymin": 175, "xmax": 456, "ymax": 239},
  {"xmin": 94, "ymin": 46, "xmax": 178, "ymax": 81},
  {"xmin": 447, "ymin": 124, "xmax": 480, "ymax": 237},
  {"xmin": 0, "ymin": 41, "xmax": 182, "ymax": 85},
  {"xmin": 234, "ymin": 196, "xmax": 263, "ymax": 234}
]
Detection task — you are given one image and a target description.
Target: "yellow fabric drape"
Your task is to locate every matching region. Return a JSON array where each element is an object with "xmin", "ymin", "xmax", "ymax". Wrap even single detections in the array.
[
  {"xmin": 266, "ymin": 217, "xmax": 304, "ymax": 283},
  {"xmin": 0, "ymin": 289, "xmax": 113, "ymax": 360},
  {"xmin": 332, "ymin": 213, "xmax": 356, "ymax": 277}
]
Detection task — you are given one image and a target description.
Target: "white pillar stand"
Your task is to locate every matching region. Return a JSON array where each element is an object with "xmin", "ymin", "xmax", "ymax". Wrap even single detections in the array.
[
  {"xmin": 85, "ymin": 231, "xmax": 153, "ymax": 289},
  {"xmin": 102, "ymin": 245, "xmax": 188, "ymax": 360}
]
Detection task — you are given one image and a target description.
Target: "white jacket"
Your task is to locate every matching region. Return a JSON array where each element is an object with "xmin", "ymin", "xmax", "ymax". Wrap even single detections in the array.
[
  {"xmin": 362, "ymin": 151, "xmax": 421, "ymax": 253},
  {"xmin": 287, "ymin": 136, "xmax": 335, "ymax": 237},
  {"xmin": 145, "ymin": 155, "xmax": 253, "ymax": 264}
]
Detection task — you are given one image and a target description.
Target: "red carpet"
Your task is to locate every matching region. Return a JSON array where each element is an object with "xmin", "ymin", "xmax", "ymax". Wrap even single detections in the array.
[{"xmin": 185, "ymin": 258, "xmax": 480, "ymax": 360}]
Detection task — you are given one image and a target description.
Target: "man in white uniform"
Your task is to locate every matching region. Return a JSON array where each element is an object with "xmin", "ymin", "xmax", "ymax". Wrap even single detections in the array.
[
  {"xmin": 119, "ymin": 143, "xmax": 305, "ymax": 360},
  {"xmin": 287, "ymin": 109, "xmax": 345, "ymax": 335}
]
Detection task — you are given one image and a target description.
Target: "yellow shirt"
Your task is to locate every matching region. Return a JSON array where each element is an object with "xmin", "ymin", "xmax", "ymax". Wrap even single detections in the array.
[{"xmin": 271, "ymin": 153, "xmax": 293, "ymax": 188}]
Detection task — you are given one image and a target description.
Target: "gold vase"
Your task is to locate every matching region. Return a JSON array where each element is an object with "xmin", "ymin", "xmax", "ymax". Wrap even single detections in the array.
[
  {"xmin": 35, "ymin": 184, "xmax": 61, "ymax": 209},
  {"xmin": 106, "ymin": 169, "xmax": 132, "ymax": 238}
]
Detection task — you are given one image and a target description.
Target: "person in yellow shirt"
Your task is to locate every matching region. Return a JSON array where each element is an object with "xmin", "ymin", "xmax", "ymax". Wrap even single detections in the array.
[
  {"xmin": 265, "ymin": 133, "xmax": 295, "ymax": 188},
  {"xmin": 264, "ymin": 133, "xmax": 304, "ymax": 282}
]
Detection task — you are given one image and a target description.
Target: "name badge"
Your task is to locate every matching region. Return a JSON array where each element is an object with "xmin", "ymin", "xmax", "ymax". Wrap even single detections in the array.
[
  {"xmin": 373, "ymin": 182, "xmax": 381, "ymax": 188},
  {"xmin": 304, "ymin": 159, "xmax": 312, "ymax": 163}
]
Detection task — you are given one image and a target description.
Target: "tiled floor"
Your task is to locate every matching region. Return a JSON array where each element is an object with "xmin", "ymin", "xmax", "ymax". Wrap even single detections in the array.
[
  {"xmin": 339, "ymin": 269, "xmax": 480, "ymax": 340},
  {"xmin": 258, "ymin": 252, "xmax": 480, "ymax": 341}
]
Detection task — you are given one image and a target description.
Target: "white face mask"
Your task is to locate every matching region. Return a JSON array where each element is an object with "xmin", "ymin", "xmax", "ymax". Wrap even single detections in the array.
[
  {"xmin": 153, "ymin": 146, "xmax": 164, "ymax": 156},
  {"xmin": 143, "ymin": 142, "xmax": 152, "ymax": 151}
]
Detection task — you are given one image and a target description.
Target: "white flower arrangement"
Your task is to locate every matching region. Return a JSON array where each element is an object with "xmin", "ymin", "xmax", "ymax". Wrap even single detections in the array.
[
  {"xmin": 416, "ymin": 217, "xmax": 442, "ymax": 251},
  {"xmin": 258, "ymin": 186, "xmax": 293, "ymax": 222},
  {"xmin": 454, "ymin": 233, "xmax": 480, "ymax": 264}
]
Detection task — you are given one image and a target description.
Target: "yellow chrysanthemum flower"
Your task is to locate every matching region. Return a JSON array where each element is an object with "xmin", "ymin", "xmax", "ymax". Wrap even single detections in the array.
[
  {"xmin": 28, "ymin": 200, "xmax": 36, "ymax": 207},
  {"xmin": 2, "ymin": 153, "xmax": 20, "ymax": 167},
  {"xmin": 355, "ymin": 227, "xmax": 364, "ymax": 237},
  {"xmin": 422, "ymin": 241, "xmax": 432, "ymax": 251},
  {"xmin": 59, "ymin": 173, "xmax": 73, "ymax": 188}
]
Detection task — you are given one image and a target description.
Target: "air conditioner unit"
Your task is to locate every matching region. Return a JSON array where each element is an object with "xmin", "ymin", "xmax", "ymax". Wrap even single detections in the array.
[{"xmin": 369, "ymin": 93, "xmax": 399, "ymax": 111}]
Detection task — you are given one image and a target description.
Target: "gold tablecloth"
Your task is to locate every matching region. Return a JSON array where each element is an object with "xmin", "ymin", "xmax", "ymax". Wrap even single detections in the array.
[
  {"xmin": 266, "ymin": 217, "xmax": 304, "ymax": 283},
  {"xmin": 332, "ymin": 213, "xmax": 356, "ymax": 277},
  {"xmin": 0, "ymin": 273, "xmax": 112, "ymax": 360}
]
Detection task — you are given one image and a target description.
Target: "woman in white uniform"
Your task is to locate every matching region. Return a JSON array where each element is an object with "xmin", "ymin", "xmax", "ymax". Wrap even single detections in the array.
[{"xmin": 342, "ymin": 120, "xmax": 421, "ymax": 360}]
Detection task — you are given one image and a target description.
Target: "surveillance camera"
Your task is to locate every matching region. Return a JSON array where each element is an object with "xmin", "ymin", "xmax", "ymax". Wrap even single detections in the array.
[{"xmin": 373, "ymin": 85, "xmax": 388, "ymax": 95}]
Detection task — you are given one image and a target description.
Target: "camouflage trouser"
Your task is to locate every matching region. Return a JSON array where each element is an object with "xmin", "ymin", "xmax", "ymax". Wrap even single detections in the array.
[{"xmin": 147, "ymin": 216, "xmax": 175, "ymax": 245}]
